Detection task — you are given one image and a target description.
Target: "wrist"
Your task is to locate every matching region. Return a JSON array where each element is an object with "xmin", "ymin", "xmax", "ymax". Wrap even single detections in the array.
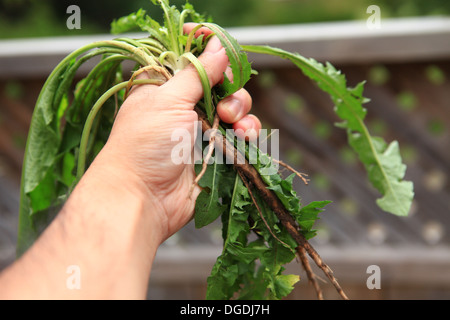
[
  {"xmin": 2, "ymin": 148, "xmax": 167, "ymax": 299},
  {"xmin": 54, "ymin": 147, "xmax": 167, "ymax": 298},
  {"xmin": 76, "ymin": 145, "xmax": 168, "ymax": 245}
]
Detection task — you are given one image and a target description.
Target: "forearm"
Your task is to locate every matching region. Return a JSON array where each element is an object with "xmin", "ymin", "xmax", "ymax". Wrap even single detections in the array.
[{"xmin": 0, "ymin": 147, "xmax": 165, "ymax": 299}]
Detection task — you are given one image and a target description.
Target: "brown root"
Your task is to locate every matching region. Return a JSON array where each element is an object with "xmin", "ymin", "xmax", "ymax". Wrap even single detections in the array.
[
  {"xmin": 273, "ymin": 158, "xmax": 310, "ymax": 185},
  {"xmin": 188, "ymin": 113, "xmax": 220, "ymax": 199},
  {"xmin": 124, "ymin": 65, "xmax": 172, "ymax": 98},
  {"xmin": 194, "ymin": 106, "xmax": 349, "ymax": 300}
]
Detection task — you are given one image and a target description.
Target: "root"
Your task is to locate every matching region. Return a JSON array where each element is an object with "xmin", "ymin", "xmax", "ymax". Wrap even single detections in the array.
[
  {"xmin": 188, "ymin": 113, "xmax": 220, "ymax": 199},
  {"xmin": 238, "ymin": 170, "xmax": 290, "ymax": 249},
  {"xmin": 273, "ymin": 159, "xmax": 309, "ymax": 185},
  {"xmin": 279, "ymin": 215, "xmax": 349, "ymax": 300},
  {"xmin": 195, "ymin": 106, "xmax": 349, "ymax": 300},
  {"xmin": 124, "ymin": 65, "xmax": 171, "ymax": 98},
  {"xmin": 297, "ymin": 246, "xmax": 324, "ymax": 300}
]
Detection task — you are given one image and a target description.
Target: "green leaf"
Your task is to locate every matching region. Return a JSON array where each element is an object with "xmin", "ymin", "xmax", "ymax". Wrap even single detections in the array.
[
  {"xmin": 273, "ymin": 274, "xmax": 300, "ymax": 299},
  {"xmin": 182, "ymin": 2, "xmax": 207, "ymax": 24},
  {"xmin": 18, "ymin": 42, "xmax": 134, "ymax": 256},
  {"xmin": 200, "ymin": 23, "xmax": 253, "ymax": 99},
  {"xmin": 194, "ymin": 161, "xmax": 234, "ymax": 228},
  {"xmin": 242, "ymin": 44, "xmax": 414, "ymax": 217},
  {"xmin": 295, "ymin": 200, "xmax": 332, "ymax": 239},
  {"xmin": 205, "ymin": 172, "xmax": 299, "ymax": 300},
  {"xmin": 28, "ymin": 166, "xmax": 57, "ymax": 213},
  {"xmin": 227, "ymin": 242, "xmax": 267, "ymax": 265},
  {"xmin": 204, "ymin": 168, "xmax": 300, "ymax": 299},
  {"xmin": 349, "ymin": 134, "xmax": 413, "ymax": 216},
  {"xmin": 206, "ymin": 256, "xmax": 240, "ymax": 300},
  {"xmin": 157, "ymin": 0, "xmax": 183, "ymax": 54},
  {"xmin": 111, "ymin": 8, "xmax": 148, "ymax": 34},
  {"xmin": 206, "ymin": 174, "xmax": 252, "ymax": 300},
  {"xmin": 60, "ymin": 152, "xmax": 77, "ymax": 188},
  {"xmin": 266, "ymin": 173, "xmax": 301, "ymax": 213}
]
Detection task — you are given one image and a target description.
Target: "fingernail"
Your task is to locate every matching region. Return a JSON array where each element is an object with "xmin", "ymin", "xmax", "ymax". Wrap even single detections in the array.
[
  {"xmin": 241, "ymin": 116, "xmax": 258, "ymax": 140},
  {"xmin": 222, "ymin": 98, "xmax": 241, "ymax": 121},
  {"xmin": 204, "ymin": 36, "xmax": 223, "ymax": 54}
]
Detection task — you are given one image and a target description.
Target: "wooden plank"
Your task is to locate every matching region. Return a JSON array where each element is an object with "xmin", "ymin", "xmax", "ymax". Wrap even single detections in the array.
[
  {"xmin": 1, "ymin": 17, "xmax": 450, "ymax": 77},
  {"xmin": 150, "ymin": 245, "xmax": 450, "ymax": 286}
]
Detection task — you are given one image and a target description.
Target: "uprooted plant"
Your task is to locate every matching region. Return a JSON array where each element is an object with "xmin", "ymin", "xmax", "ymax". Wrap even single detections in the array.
[{"xmin": 17, "ymin": 0, "xmax": 414, "ymax": 300}]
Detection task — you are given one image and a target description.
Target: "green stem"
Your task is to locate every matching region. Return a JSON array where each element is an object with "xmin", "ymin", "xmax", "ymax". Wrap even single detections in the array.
[
  {"xmin": 16, "ymin": 40, "xmax": 155, "ymax": 257},
  {"xmin": 137, "ymin": 38, "xmax": 166, "ymax": 55},
  {"xmin": 159, "ymin": 51, "xmax": 178, "ymax": 72},
  {"xmin": 160, "ymin": 0, "xmax": 179, "ymax": 56},
  {"xmin": 181, "ymin": 52, "xmax": 214, "ymax": 124},
  {"xmin": 52, "ymin": 48, "xmax": 127, "ymax": 110},
  {"xmin": 70, "ymin": 54, "xmax": 128, "ymax": 123},
  {"xmin": 185, "ymin": 24, "xmax": 203, "ymax": 53},
  {"xmin": 76, "ymin": 78, "xmax": 164, "ymax": 180},
  {"xmin": 43, "ymin": 40, "xmax": 154, "ymax": 88},
  {"xmin": 179, "ymin": 7, "xmax": 194, "ymax": 53},
  {"xmin": 115, "ymin": 37, "xmax": 156, "ymax": 60}
]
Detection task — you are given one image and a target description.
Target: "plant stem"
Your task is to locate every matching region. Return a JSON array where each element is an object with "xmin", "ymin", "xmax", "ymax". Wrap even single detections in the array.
[
  {"xmin": 185, "ymin": 24, "xmax": 203, "ymax": 53},
  {"xmin": 182, "ymin": 52, "xmax": 214, "ymax": 124},
  {"xmin": 137, "ymin": 38, "xmax": 166, "ymax": 54},
  {"xmin": 159, "ymin": 0, "xmax": 180, "ymax": 56},
  {"xmin": 76, "ymin": 78, "xmax": 164, "ymax": 180}
]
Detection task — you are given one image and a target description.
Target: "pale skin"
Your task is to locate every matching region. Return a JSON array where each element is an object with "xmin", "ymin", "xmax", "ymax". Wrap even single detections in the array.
[{"xmin": 0, "ymin": 25, "xmax": 261, "ymax": 299}]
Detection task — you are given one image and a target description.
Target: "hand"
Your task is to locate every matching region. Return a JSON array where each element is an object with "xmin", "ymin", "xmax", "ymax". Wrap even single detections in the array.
[
  {"xmin": 0, "ymin": 25, "xmax": 262, "ymax": 300},
  {"xmin": 99, "ymin": 24, "xmax": 261, "ymax": 242}
]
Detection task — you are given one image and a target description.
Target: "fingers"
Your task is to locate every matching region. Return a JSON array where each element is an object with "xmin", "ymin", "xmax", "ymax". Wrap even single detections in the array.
[
  {"xmin": 183, "ymin": 23, "xmax": 261, "ymax": 140},
  {"xmin": 233, "ymin": 115, "xmax": 262, "ymax": 141},
  {"xmin": 183, "ymin": 23, "xmax": 214, "ymax": 38},
  {"xmin": 217, "ymin": 88, "xmax": 261, "ymax": 140},
  {"xmin": 184, "ymin": 23, "xmax": 233, "ymax": 84},
  {"xmin": 216, "ymin": 88, "xmax": 252, "ymax": 124},
  {"xmin": 130, "ymin": 22, "xmax": 261, "ymax": 141}
]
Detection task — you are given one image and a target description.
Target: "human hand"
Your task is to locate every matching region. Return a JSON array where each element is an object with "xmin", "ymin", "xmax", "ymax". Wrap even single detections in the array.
[{"xmin": 99, "ymin": 24, "xmax": 261, "ymax": 242}]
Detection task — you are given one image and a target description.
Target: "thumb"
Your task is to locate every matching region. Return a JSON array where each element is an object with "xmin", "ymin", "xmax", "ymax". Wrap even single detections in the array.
[{"xmin": 159, "ymin": 36, "xmax": 228, "ymax": 106}]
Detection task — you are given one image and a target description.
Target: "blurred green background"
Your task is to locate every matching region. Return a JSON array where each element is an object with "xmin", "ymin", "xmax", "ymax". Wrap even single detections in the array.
[{"xmin": 0, "ymin": 0, "xmax": 449, "ymax": 39}]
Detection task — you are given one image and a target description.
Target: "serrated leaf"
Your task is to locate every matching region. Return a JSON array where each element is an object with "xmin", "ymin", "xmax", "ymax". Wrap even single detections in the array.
[
  {"xmin": 227, "ymin": 242, "xmax": 267, "ymax": 265},
  {"xmin": 266, "ymin": 173, "xmax": 301, "ymax": 213},
  {"xmin": 110, "ymin": 8, "xmax": 148, "ymax": 34},
  {"xmin": 182, "ymin": 2, "xmax": 207, "ymax": 24},
  {"xmin": 200, "ymin": 23, "xmax": 252, "ymax": 99},
  {"xmin": 349, "ymin": 133, "xmax": 413, "ymax": 216},
  {"xmin": 273, "ymin": 274, "xmax": 300, "ymax": 299},
  {"xmin": 206, "ymin": 174, "xmax": 252, "ymax": 299},
  {"xmin": 194, "ymin": 161, "xmax": 231, "ymax": 228},
  {"xmin": 242, "ymin": 44, "xmax": 414, "ymax": 217},
  {"xmin": 295, "ymin": 200, "xmax": 332, "ymax": 239}
]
